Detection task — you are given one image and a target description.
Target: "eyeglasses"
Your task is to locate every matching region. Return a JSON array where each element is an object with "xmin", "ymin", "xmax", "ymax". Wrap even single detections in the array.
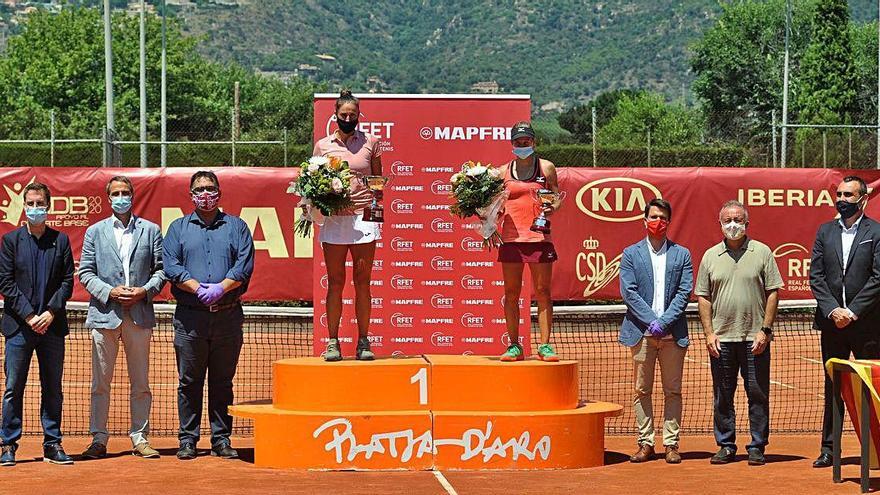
[
  {"xmin": 836, "ymin": 191, "xmax": 861, "ymax": 198},
  {"xmin": 192, "ymin": 186, "xmax": 218, "ymax": 193}
]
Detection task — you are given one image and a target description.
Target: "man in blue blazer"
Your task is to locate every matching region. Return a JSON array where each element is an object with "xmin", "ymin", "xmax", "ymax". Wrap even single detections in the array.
[
  {"xmin": 619, "ymin": 198, "xmax": 693, "ymax": 464},
  {"xmin": 78, "ymin": 176, "xmax": 166, "ymax": 460},
  {"xmin": 0, "ymin": 182, "xmax": 75, "ymax": 466}
]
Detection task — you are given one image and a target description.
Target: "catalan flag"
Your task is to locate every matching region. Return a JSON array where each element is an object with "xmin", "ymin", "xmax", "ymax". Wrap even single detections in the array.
[{"xmin": 826, "ymin": 358, "xmax": 880, "ymax": 469}]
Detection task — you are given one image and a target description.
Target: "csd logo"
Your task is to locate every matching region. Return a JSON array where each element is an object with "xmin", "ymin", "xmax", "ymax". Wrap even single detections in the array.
[{"xmin": 576, "ymin": 177, "xmax": 661, "ymax": 222}]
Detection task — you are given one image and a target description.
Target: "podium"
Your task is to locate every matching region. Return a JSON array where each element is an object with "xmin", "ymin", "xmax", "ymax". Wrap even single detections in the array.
[{"xmin": 229, "ymin": 355, "xmax": 622, "ymax": 470}]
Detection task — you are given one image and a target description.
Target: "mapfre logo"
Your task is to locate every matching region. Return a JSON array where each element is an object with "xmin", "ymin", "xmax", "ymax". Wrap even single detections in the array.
[
  {"xmin": 419, "ymin": 126, "xmax": 510, "ymax": 141},
  {"xmin": 431, "ymin": 256, "xmax": 454, "ymax": 271},
  {"xmin": 431, "ymin": 294, "xmax": 454, "ymax": 309},
  {"xmin": 391, "ymin": 237, "xmax": 414, "ymax": 252},
  {"xmin": 461, "ymin": 275, "xmax": 485, "ymax": 290},
  {"xmin": 391, "ymin": 199, "xmax": 414, "ymax": 214},
  {"xmin": 431, "ymin": 218, "xmax": 454, "ymax": 233},
  {"xmin": 460, "ymin": 236, "xmax": 484, "ymax": 253},
  {"xmin": 576, "ymin": 177, "xmax": 662, "ymax": 222},
  {"xmin": 390, "ymin": 161, "xmax": 414, "ymax": 176},
  {"xmin": 391, "ymin": 275, "xmax": 414, "ymax": 290},
  {"xmin": 324, "ymin": 112, "xmax": 395, "ymax": 140},
  {"xmin": 431, "ymin": 331, "xmax": 454, "ymax": 347},
  {"xmin": 391, "ymin": 312, "xmax": 415, "ymax": 328},
  {"xmin": 431, "ymin": 180, "xmax": 452, "ymax": 196},
  {"xmin": 460, "ymin": 312, "xmax": 485, "ymax": 328}
]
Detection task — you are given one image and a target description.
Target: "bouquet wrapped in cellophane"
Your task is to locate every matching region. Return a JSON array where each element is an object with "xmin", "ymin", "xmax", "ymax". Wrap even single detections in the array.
[
  {"xmin": 449, "ymin": 161, "xmax": 508, "ymax": 249},
  {"xmin": 287, "ymin": 155, "xmax": 354, "ymax": 237}
]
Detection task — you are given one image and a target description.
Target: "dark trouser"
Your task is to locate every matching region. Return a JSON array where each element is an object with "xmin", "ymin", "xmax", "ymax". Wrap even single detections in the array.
[
  {"xmin": 173, "ymin": 306, "xmax": 243, "ymax": 447},
  {"xmin": 2, "ymin": 330, "xmax": 65, "ymax": 447},
  {"xmin": 710, "ymin": 341, "xmax": 771, "ymax": 453},
  {"xmin": 820, "ymin": 329, "xmax": 880, "ymax": 452}
]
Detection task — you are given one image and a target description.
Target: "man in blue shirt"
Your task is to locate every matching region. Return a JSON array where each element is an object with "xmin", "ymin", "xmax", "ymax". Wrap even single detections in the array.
[
  {"xmin": 163, "ymin": 171, "xmax": 254, "ymax": 460},
  {"xmin": 0, "ymin": 182, "xmax": 75, "ymax": 466}
]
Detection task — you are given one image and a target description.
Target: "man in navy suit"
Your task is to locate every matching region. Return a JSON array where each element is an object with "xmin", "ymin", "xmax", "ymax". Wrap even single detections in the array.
[
  {"xmin": 619, "ymin": 198, "xmax": 693, "ymax": 464},
  {"xmin": 0, "ymin": 182, "xmax": 75, "ymax": 466},
  {"xmin": 810, "ymin": 175, "xmax": 880, "ymax": 468}
]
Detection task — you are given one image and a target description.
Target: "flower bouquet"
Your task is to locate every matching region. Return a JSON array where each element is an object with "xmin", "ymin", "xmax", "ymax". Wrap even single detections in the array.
[
  {"xmin": 449, "ymin": 161, "xmax": 507, "ymax": 249},
  {"xmin": 287, "ymin": 156, "xmax": 354, "ymax": 237}
]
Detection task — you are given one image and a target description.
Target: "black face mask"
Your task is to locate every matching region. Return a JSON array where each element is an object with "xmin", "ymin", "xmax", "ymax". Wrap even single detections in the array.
[
  {"xmin": 836, "ymin": 198, "xmax": 862, "ymax": 219},
  {"xmin": 337, "ymin": 118, "xmax": 358, "ymax": 134}
]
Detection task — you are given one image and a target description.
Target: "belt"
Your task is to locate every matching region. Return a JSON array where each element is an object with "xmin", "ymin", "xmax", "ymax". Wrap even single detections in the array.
[{"xmin": 179, "ymin": 301, "xmax": 241, "ymax": 313}]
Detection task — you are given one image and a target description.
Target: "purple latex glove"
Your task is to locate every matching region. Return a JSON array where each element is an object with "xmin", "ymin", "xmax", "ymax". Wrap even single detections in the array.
[
  {"xmin": 648, "ymin": 320, "xmax": 666, "ymax": 338},
  {"xmin": 198, "ymin": 283, "xmax": 225, "ymax": 306}
]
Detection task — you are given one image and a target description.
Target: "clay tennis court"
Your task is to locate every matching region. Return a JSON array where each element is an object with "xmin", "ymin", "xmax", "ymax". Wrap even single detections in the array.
[{"xmin": 0, "ymin": 305, "xmax": 865, "ymax": 494}]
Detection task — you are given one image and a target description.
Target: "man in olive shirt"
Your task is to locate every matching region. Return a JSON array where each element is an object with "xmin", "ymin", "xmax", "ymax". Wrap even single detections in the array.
[{"xmin": 696, "ymin": 200, "xmax": 783, "ymax": 467}]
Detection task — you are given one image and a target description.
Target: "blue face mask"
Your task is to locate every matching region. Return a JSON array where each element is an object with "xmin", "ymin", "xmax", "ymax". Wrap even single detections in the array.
[
  {"xmin": 25, "ymin": 206, "xmax": 47, "ymax": 225},
  {"xmin": 512, "ymin": 146, "xmax": 534, "ymax": 159},
  {"xmin": 111, "ymin": 195, "xmax": 132, "ymax": 215}
]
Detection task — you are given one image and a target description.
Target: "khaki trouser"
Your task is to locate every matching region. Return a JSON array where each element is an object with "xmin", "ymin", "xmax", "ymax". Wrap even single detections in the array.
[
  {"xmin": 89, "ymin": 315, "xmax": 153, "ymax": 447},
  {"xmin": 631, "ymin": 336, "xmax": 687, "ymax": 447}
]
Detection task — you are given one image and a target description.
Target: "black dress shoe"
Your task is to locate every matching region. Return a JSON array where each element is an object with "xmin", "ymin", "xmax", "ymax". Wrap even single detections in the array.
[
  {"xmin": 176, "ymin": 442, "xmax": 197, "ymax": 460},
  {"xmin": 43, "ymin": 444, "xmax": 74, "ymax": 465},
  {"xmin": 211, "ymin": 443, "xmax": 239, "ymax": 459},
  {"xmin": 813, "ymin": 452, "xmax": 833, "ymax": 468}
]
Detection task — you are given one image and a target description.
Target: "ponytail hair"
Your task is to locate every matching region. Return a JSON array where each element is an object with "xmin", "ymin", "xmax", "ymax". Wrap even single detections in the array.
[{"xmin": 335, "ymin": 89, "xmax": 359, "ymax": 112}]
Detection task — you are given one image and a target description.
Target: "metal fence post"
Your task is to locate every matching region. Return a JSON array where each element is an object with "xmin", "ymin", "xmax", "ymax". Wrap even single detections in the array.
[
  {"xmin": 647, "ymin": 128, "xmax": 652, "ymax": 167},
  {"xmin": 102, "ymin": 127, "xmax": 107, "ymax": 168},
  {"xmin": 822, "ymin": 131, "xmax": 827, "ymax": 168},
  {"xmin": 231, "ymin": 108, "xmax": 236, "ymax": 167},
  {"xmin": 50, "ymin": 110, "xmax": 55, "ymax": 168},
  {"xmin": 772, "ymin": 110, "xmax": 777, "ymax": 168},
  {"xmin": 849, "ymin": 131, "xmax": 853, "ymax": 168},
  {"xmin": 591, "ymin": 106, "xmax": 597, "ymax": 167},
  {"xmin": 283, "ymin": 127, "xmax": 288, "ymax": 167}
]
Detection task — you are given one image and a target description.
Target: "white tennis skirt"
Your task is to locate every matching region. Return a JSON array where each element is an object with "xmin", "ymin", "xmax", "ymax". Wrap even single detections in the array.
[{"xmin": 318, "ymin": 214, "xmax": 382, "ymax": 245}]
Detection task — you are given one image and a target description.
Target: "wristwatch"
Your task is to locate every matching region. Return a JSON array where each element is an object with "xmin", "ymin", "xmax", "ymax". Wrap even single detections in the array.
[{"xmin": 760, "ymin": 326, "xmax": 773, "ymax": 336}]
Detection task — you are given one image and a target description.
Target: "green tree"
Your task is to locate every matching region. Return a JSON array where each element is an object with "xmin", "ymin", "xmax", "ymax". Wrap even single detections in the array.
[
  {"xmin": 0, "ymin": 6, "xmax": 316, "ymax": 144},
  {"xmin": 797, "ymin": 0, "xmax": 858, "ymax": 125},
  {"xmin": 600, "ymin": 92, "xmax": 703, "ymax": 147},
  {"xmin": 557, "ymin": 89, "xmax": 644, "ymax": 143}
]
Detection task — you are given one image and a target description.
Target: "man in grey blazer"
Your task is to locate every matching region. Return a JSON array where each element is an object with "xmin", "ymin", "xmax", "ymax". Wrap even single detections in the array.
[
  {"xmin": 78, "ymin": 176, "xmax": 166, "ymax": 459},
  {"xmin": 619, "ymin": 198, "xmax": 693, "ymax": 464}
]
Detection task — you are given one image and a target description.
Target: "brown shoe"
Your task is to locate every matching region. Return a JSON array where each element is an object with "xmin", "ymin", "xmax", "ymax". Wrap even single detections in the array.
[
  {"xmin": 629, "ymin": 444, "xmax": 655, "ymax": 463},
  {"xmin": 665, "ymin": 444, "xmax": 682, "ymax": 464}
]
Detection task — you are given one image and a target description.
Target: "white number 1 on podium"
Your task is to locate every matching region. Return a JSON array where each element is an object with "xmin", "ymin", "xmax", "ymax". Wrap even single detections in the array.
[{"xmin": 410, "ymin": 368, "xmax": 428, "ymax": 405}]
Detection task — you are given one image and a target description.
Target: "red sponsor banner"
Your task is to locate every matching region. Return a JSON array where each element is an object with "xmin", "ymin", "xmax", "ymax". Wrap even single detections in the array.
[
  {"xmin": 551, "ymin": 168, "xmax": 878, "ymax": 301},
  {"xmin": 311, "ymin": 94, "xmax": 532, "ymax": 357},
  {"xmin": 0, "ymin": 167, "xmax": 312, "ymax": 302}
]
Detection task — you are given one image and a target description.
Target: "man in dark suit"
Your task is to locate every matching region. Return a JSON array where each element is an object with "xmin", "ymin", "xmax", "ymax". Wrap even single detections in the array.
[
  {"xmin": 619, "ymin": 198, "xmax": 693, "ymax": 464},
  {"xmin": 810, "ymin": 175, "xmax": 880, "ymax": 468},
  {"xmin": 0, "ymin": 182, "xmax": 75, "ymax": 466}
]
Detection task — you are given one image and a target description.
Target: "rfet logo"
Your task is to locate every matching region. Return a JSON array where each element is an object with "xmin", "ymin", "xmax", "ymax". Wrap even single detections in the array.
[
  {"xmin": 460, "ymin": 236, "xmax": 484, "ymax": 253},
  {"xmin": 501, "ymin": 332, "xmax": 526, "ymax": 347},
  {"xmin": 430, "ymin": 331, "xmax": 454, "ymax": 347},
  {"xmin": 391, "ymin": 275, "xmax": 414, "ymax": 290},
  {"xmin": 576, "ymin": 177, "xmax": 662, "ymax": 222},
  {"xmin": 318, "ymin": 312, "xmax": 328, "ymax": 328},
  {"xmin": 773, "ymin": 242, "xmax": 812, "ymax": 293},
  {"xmin": 461, "ymin": 275, "xmax": 485, "ymax": 290},
  {"xmin": 391, "ymin": 199, "xmax": 414, "ymax": 214},
  {"xmin": 431, "ymin": 256, "xmax": 454, "ymax": 271},
  {"xmin": 460, "ymin": 312, "xmax": 485, "ymax": 328},
  {"xmin": 324, "ymin": 111, "xmax": 395, "ymax": 140},
  {"xmin": 390, "ymin": 161, "xmax": 414, "ymax": 176},
  {"xmin": 391, "ymin": 236, "xmax": 414, "ymax": 252},
  {"xmin": 391, "ymin": 312, "xmax": 415, "ymax": 328},
  {"xmin": 431, "ymin": 180, "xmax": 452, "ymax": 196},
  {"xmin": 431, "ymin": 293, "xmax": 454, "ymax": 309},
  {"xmin": 319, "ymin": 274, "xmax": 329, "ymax": 290},
  {"xmin": 431, "ymin": 217, "xmax": 454, "ymax": 233},
  {"xmin": 367, "ymin": 332, "xmax": 384, "ymax": 347}
]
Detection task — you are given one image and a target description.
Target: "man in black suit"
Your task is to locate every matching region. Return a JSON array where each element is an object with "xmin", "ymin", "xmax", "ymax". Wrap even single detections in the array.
[
  {"xmin": 810, "ymin": 175, "xmax": 880, "ymax": 468},
  {"xmin": 0, "ymin": 182, "xmax": 74, "ymax": 466}
]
